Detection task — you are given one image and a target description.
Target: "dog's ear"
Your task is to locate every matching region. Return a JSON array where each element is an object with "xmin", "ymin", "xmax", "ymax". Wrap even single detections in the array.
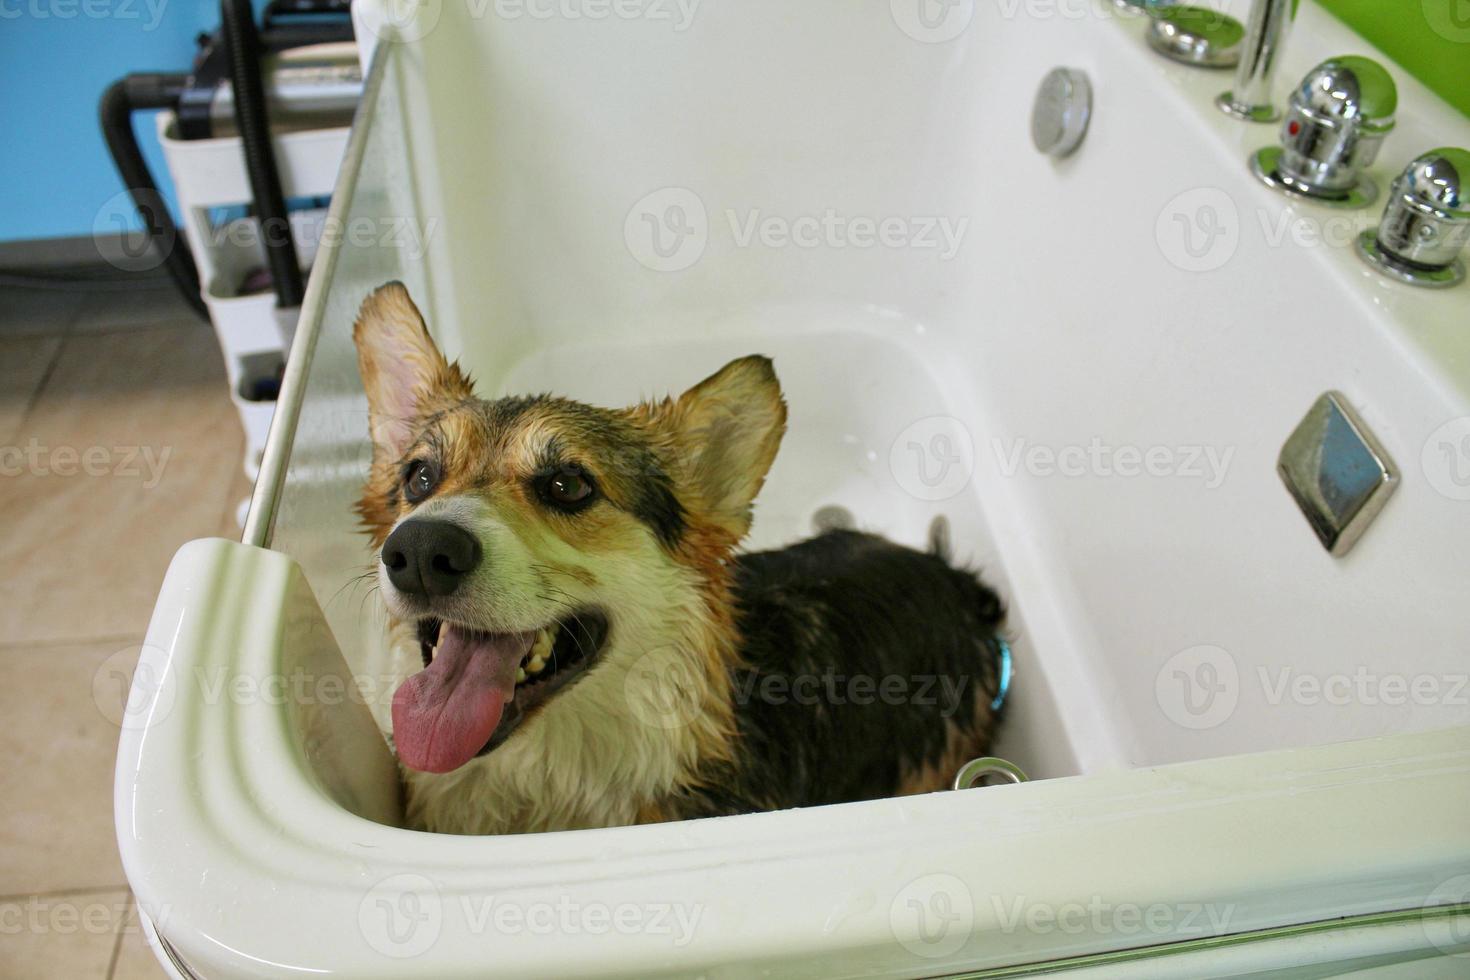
[
  {"xmin": 353, "ymin": 282, "xmax": 472, "ymax": 460},
  {"xmin": 655, "ymin": 355, "xmax": 787, "ymax": 541}
]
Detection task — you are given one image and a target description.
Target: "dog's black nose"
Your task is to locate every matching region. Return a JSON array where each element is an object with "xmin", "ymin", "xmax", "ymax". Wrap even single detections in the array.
[{"xmin": 382, "ymin": 520, "xmax": 482, "ymax": 597}]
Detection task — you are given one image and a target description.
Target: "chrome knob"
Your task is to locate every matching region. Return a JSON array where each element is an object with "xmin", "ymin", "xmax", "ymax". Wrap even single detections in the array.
[
  {"xmin": 1357, "ymin": 147, "xmax": 1470, "ymax": 288},
  {"xmin": 1146, "ymin": 6, "xmax": 1246, "ymax": 68},
  {"xmin": 1250, "ymin": 56, "xmax": 1397, "ymax": 208}
]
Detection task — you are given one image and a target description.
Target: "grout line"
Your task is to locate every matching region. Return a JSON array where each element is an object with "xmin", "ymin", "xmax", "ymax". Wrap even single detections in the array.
[
  {"xmin": 72, "ymin": 319, "xmax": 210, "ymax": 340},
  {"xmin": 7, "ymin": 331, "xmax": 67, "ymax": 442},
  {"xmin": 0, "ymin": 633, "xmax": 143, "ymax": 654},
  {"xmin": 103, "ymin": 892, "xmax": 134, "ymax": 980},
  {"xmin": 0, "ymin": 884, "xmax": 130, "ymax": 903}
]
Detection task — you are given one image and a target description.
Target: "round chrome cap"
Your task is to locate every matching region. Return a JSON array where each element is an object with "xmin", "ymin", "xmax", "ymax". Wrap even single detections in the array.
[
  {"xmin": 1359, "ymin": 147, "xmax": 1470, "ymax": 287},
  {"xmin": 1291, "ymin": 55, "xmax": 1397, "ymax": 133},
  {"xmin": 1390, "ymin": 147, "xmax": 1470, "ymax": 218},
  {"xmin": 1031, "ymin": 67, "xmax": 1092, "ymax": 159},
  {"xmin": 1146, "ymin": 6, "xmax": 1245, "ymax": 68}
]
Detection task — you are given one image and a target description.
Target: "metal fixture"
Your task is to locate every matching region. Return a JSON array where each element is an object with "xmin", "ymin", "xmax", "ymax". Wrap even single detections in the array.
[
  {"xmin": 1216, "ymin": 0, "xmax": 1297, "ymax": 121},
  {"xmin": 954, "ymin": 757, "xmax": 1028, "ymax": 790},
  {"xmin": 1250, "ymin": 56, "xmax": 1396, "ymax": 208},
  {"xmin": 1031, "ymin": 67, "xmax": 1092, "ymax": 158},
  {"xmin": 1146, "ymin": 6, "xmax": 1246, "ymax": 68},
  {"xmin": 1356, "ymin": 147, "xmax": 1470, "ymax": 288},
  {"xmin": 1278, "ymin": 392, "xmax": 1398, "ymax": 557}
]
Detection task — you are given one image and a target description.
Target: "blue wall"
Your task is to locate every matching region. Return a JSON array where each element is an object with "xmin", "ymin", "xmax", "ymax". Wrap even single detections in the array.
[{"xmin": 0, "ymin": 0, "xmax": 220, "ymax": 242}]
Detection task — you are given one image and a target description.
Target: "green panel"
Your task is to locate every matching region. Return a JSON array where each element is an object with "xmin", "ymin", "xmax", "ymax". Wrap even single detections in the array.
[{"xmin": 1312, "ymin": 0, "xmax": 1470, "ymax": 119}]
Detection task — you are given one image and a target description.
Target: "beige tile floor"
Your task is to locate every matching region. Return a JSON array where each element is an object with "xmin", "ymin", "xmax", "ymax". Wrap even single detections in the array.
[{"xmin": 0, "ymin": 282, "xmax": 252, "ymax": 979}]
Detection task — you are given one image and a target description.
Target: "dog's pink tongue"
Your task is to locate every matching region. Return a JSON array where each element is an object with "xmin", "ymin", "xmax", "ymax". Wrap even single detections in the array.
[{"xmin": 392, "ymin": 626, "xmax": 533, "ymax": 774}]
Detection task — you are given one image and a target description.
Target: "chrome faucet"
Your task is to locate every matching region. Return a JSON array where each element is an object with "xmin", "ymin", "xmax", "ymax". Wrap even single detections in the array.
[
  {"xmin": 1250, "ymin": 56, "xmax": 1397, "ymax": 208},
  {"xmin": 1357, "ymin": 148, "xmax": 1470, "ymax": 288},
  {"xmin": 1217, "ymin": 0, "xmax": 1299, "ymax": 122}
]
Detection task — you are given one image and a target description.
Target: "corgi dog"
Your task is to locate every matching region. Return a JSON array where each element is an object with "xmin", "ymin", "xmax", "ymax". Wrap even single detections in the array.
[{"xmin": 353, "ymin": 282, "xmax": 1008, "ymax": 835}]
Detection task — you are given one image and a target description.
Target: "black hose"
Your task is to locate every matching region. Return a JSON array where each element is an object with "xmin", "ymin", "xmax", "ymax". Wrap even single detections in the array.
[
  {"xmin": 221, "ymin": 0, "xmax": 305, "ymax": 309},
  {"xmin": 98, "ymin": 74, "xmax": 210, "ymax": 319}
]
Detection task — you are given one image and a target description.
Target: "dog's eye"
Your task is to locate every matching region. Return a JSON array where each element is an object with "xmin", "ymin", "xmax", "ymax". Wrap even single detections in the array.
[
  {"xmin": 536, "ymin": 467, "xmax": 596, "ymax": 512},
  {"xmin": 403, "ymin": 460, "xmax": 440, "ymax": 504}
]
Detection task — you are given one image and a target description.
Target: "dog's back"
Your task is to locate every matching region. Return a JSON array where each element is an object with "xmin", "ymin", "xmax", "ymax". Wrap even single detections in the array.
[{"xmin": 665, "ymin": 529, "xmax": 1006, "ymax": 818}]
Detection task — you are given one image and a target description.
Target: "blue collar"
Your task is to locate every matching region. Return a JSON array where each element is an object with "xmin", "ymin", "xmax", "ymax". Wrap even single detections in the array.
[{"xmin": 991, "ymin": 637, "xmax": 1013, "ymax": 713}]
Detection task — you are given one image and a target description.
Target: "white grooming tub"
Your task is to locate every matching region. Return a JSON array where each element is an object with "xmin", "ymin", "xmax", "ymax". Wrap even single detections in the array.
[{"xmin": 117, "ymin": 0, "xmax": 1470, "ymax": 975}]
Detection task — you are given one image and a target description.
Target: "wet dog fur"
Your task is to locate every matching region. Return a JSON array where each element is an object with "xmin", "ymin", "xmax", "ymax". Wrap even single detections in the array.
[{"xmin": 353, "ymin": 282, "xmax": 1006, "ymax": 835}]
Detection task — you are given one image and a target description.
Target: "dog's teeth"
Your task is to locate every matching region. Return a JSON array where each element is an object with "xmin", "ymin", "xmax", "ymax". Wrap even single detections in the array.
[
  {"xmin": 516, "ymin": 667, "xmax": 527, "ymax": 684},
  {"xmin": 531, "ymin": 628, "xmax": 555, "ymax": 659},
  {"xmin": 527, "ymin": 654, "xmax": 546, "ymax": 675}
]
